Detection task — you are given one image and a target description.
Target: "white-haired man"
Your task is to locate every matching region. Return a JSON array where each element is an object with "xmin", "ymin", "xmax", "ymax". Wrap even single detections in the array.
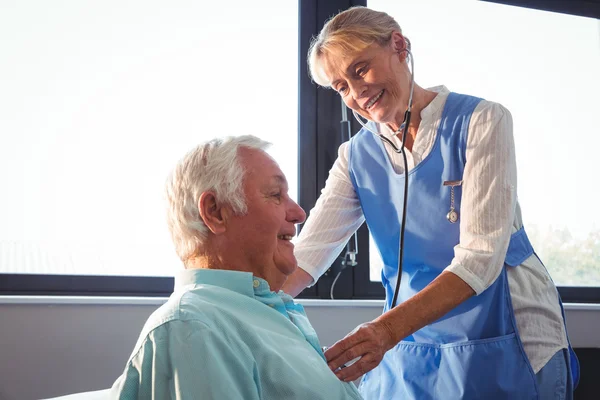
[{"xmin": 110, "ymin": 135, "xmax": 362, "ymax": 399}]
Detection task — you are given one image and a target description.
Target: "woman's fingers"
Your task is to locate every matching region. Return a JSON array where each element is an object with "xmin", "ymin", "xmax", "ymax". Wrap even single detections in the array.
[
  {"xmin": 324, "ymin": 321, "xmax": 395, "ymax": 380},
  {"xmin": 325, "ymin": 323, "xmax": 367, "ymax": 361},
  {"xmin": 335, "ymin": 353, "xmax": 381, "ymax": 382},
  {"xmin": 326, "ymin": 340, "xmax": 369, "ymax": 371}
]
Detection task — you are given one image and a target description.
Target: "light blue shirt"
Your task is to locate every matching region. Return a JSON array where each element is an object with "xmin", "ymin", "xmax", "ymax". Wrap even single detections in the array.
[{"xmin": 110, "ymin": 269, "xmax": 362, "ymax": 400}]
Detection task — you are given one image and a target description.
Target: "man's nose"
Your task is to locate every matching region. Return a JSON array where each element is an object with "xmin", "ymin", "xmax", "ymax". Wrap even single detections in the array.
[{"xmin": 287, "ymin": 199, "xmax": 306, "ymax": 225}]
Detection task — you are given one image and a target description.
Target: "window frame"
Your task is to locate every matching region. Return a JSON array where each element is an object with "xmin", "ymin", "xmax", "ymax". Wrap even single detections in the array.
[
  {"xmin": 0, "ymin": 0, "xmax": 366, "ymax": 298},
  {"xmin": 481, "ymin": 0, "xmax": 600, "ymax": 19},
  {"xmin": 0, "ymin": 274, "xmax": 173, "ymax": 297},
  {"xmin": 296, "ymin": 0, "xmax": 600, "ymax": 303},
  {"xmin": 1, "ymin": 0, "xmax": 599, "ymax": 304}
]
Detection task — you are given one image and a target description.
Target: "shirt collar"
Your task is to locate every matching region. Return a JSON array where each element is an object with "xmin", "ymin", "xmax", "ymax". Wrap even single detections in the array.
[
  {"xmin": 378, "ymin": 85, "xmax": 450, "ymax": 138},
  {"xmin": 175, "ymin": 268, "xmax": 273, "ymax": 298},
  {"xmin": 420, "ymin": 85, "xmax": 449, "ymax": 121}
]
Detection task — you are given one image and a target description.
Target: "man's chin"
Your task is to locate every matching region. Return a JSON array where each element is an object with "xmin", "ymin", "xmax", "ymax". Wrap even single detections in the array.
[{"xmin": 275, "ymin": 256, "xmax": 298, "ymax": 277}]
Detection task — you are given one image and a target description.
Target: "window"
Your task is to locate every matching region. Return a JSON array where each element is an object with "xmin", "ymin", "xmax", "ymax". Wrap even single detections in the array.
[
  {"xmin": 0, "ymin": 1, "xmax": 298, "ymax": 279},
  {"xmin": 366, "ymin": 0, "xmax": 600, "ymax": 287}
]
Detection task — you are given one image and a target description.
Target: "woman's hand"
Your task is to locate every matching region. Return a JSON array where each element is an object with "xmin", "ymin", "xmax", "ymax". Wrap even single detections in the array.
[
  {"xmin": 324, "ymin": 320, "xmax": 397, "ymax": 382},
  {"xmin": 324, "ymin": 272, "xmax": 476, "ymax": 382}
]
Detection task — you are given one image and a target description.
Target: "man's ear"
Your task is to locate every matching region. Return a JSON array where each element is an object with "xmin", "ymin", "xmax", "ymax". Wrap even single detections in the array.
[{"xmin": 198, "ymin": 191, "xmax": 228, "ymax": 235}]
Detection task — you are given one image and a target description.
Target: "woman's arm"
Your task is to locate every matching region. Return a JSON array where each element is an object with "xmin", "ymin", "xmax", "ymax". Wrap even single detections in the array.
[
  {"xmin": 282, "ymin": 142, "xmax": 364, "ymax": 297},
  {"xmin": 282, "ymin": 267, "xmax": 315, "ymax": 297},
  {"xmin": 444, "ymin": 102, "xmax": 517, "ymax": 295},
  {"xmin": 325, "ymin": 271, "xmax": 475, "ymax": 382}
]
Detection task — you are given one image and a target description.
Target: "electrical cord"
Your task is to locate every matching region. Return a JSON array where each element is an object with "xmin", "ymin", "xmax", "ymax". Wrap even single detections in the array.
[
  {"xmin": 330, "ymin": 267, "xmax": 345, "ymax": 300},
  {"xmin": 330, "ymin": 252, "xmax": 357, "ymax": 300}
]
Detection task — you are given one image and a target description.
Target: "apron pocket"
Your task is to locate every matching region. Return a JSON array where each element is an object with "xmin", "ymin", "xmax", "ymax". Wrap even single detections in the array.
[{"xmin": 361, "ymin": 333, "xmax": 538, "ymax": 400}]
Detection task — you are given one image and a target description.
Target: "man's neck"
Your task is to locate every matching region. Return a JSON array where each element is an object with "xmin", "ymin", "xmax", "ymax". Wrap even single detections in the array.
[
  {"xmin": 185, "ymin": 255, "xmax": 286, "ymax": 293},
  {"xmin": 184, "ymin": 255, "xmax": 213, "ymax": 270}
]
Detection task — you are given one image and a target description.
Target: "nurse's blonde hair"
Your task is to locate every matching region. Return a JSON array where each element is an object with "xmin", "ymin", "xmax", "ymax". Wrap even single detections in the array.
[{"xmin": 308, "ymin": 6, "xmax": 410, "ymax": 87}]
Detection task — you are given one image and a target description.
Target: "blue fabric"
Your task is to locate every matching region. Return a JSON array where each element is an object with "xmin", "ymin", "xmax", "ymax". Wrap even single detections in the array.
[
  {"xmin": 110, "ymin": 269, "xmax": 362, "ymax": 400},
  {"xmin": 505, "ymin": 227, "xmax": 534, "ymax": 267},
  {"xmin": 535, "ymin": 349, "xmax": 573, "ymax": 400},
  {"xmin": 349, "ymin": 93, "xmax": 541, "ymax": 399}
]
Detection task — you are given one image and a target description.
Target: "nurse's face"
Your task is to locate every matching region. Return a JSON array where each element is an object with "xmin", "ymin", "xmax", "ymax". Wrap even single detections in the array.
[{"xmin": 322, "ymin": 32, "xmax": 412, "ymax": 131}]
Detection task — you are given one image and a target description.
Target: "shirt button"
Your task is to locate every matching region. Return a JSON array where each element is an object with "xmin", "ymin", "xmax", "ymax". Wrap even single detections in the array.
[
  {"xmin": 253, "ymin": 280, "xmax": 260, "ymax": 288},
  {"xmin": 269, "ymin": 304, "xmax": 275, "ymax": 307}
]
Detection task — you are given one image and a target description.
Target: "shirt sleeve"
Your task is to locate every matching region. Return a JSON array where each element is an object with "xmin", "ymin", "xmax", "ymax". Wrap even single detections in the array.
[
  {"xmin": 110, "ymin": 320, "xmax": 260, "ymax": 400},
  {"xmin": 293, "ymin": 142, "xmax": 365, "ymax": 284},
  {"xmin": 445, "ymin": 101, "xmax": 518, "ymax": 295}
]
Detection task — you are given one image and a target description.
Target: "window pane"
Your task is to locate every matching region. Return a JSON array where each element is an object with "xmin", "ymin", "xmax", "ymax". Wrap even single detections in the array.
[
  {"xmin": 0, "ymin": 1, "xmax": 298, "ymax": 277},
  {"xmin": 367, "ymin": 0, "xmax": 600, "ymax": 286}
]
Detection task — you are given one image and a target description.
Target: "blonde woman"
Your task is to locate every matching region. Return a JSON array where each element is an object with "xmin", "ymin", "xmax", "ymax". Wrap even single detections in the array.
[{"xmin": 283, "ymin": 6, "xmax": 578, "ymax": 400}]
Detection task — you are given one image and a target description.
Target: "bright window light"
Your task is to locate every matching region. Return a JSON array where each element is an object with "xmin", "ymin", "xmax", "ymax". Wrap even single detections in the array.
[
  {"xmin": 0, "ymin": 1, "xmax": 298, "ymax": 277},
  {"xmin": 368, "ymin": 0, "xmax": 600, "ymax": 286}
]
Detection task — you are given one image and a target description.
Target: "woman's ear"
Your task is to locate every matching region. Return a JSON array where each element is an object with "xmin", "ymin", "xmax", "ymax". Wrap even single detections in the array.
[
  {"xmin": 198, "ymin": 191, "xmax": 227, "ymax": 235},
  {"xmin": 390, "ymin": 31, "xmax": 408, "ymax": 61}
]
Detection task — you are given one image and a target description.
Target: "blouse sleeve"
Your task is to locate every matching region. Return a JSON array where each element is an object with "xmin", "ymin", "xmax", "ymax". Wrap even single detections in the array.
[
  {"xmin": 293, "ymin": 142, "xmax": 365, "ymax": 285},
  {"xmin": 445, "ymin": 101, "xmax": 518, "ymax": 295}
]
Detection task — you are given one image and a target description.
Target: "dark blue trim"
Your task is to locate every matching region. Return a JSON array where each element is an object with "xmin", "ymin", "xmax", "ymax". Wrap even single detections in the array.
[
  {"xmin": 505, "ymin": 227, "xmax": 535, "ymax": 267},
  {"xmin": 480, "ymin": 0, "xmax": 600, "ymax": 19},
  {"xmin": 0, "ymin": 274, "xmax": 173, "ymax": 297}
]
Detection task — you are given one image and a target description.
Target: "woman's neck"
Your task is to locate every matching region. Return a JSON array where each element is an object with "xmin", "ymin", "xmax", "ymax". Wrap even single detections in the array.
[{"xmin": 387, "ymin": 84, "xmax": 437, "ymax": 152}]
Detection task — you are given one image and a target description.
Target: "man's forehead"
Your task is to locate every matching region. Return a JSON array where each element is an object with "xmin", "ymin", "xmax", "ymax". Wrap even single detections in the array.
[
  {"xmin": 270, "ymin": 174, "xmax": 288, "ymax": 187},
  {"xmin": 246, "ymin": 172, "xmax": 288, "ymax": 194},
  {"xmin": 239, "ymin": 147, "xmax": 277, "ymax": 169},
  {"xmin": 239, "ymin": 148, "xmax": 287, "ymax": 185}
]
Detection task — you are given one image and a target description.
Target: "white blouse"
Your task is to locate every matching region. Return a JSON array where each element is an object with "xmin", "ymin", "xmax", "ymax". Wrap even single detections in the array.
[{"xmin": 294, "ymin": 86, "xmax": 568, "ymax": 373}]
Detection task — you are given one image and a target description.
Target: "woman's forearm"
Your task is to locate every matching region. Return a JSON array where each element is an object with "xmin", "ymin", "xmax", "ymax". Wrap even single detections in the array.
[
  {"xmin": 281, "ymin": 267, "xmax": 314, "ymax": 297},
  {"xmin": 375, "ymin": 271, "xmax": 476, "ymax": 344}
]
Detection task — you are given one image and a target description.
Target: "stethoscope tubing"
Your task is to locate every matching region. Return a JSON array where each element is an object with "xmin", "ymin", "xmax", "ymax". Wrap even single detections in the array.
[{"xmin": 350, "ymin": 48, "xmax": 415, "ymax": 308}]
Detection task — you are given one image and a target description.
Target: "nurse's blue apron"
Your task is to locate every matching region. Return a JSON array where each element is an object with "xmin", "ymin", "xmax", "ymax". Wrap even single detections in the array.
[{"xmin": 348, "ymin": 92, "xmax": 579, "ymax": 399}]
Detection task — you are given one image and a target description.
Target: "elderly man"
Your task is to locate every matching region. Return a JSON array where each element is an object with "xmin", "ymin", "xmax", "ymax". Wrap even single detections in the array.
[{"xmin": 110, "ymin": 135, "xmax": 362, "ymax": 399}]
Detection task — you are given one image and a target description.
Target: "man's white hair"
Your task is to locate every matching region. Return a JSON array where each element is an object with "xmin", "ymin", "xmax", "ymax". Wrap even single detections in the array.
[{"xmin": 165, "ymin": 135, "xmax": 271, "ymax": 262}]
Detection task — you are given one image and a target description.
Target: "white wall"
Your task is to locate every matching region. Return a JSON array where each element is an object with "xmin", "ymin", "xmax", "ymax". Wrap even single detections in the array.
[{"xmin": 0, "ymin": 299, "xmax": 598, "ymax": 400}]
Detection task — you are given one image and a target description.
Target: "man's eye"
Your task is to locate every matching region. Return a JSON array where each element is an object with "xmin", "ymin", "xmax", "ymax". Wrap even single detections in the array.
[
  {"xmin": 272, "ymin": 193, "xmax": 282, "ymax": 199},
  {"xmin": 338, "ymin": 87, "xmax": 347, "ymax": 94},
  {"xmin": 356, "ymin": 68, "xmax": 365, "ymax": 75}
]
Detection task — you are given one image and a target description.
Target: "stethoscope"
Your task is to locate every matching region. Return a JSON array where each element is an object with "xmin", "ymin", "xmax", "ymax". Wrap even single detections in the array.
[
  {"xmin": 323, "ymin": 48, "xmax": 415, "ymax": 368},
  {"xmin": 351, "ymin": 48, "xmax": 415, "ymax": 309}
]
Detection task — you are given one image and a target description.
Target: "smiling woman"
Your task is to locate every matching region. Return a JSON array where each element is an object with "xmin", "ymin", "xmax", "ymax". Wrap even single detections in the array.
[
  {"xmin": 310, "ymin": 10, "xmax": 412, "ymax": 131},
  {"xmin": 282, "ymin": 5, "xmax": 581, "ymax": 399},
  {"xmin": 0, "ymin": 1, "xmax": 298, "ymax": 280}
]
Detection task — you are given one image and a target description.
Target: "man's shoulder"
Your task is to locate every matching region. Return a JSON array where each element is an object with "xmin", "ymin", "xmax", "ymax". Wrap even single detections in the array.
[
  {"xmin": 146, "ymin": 283, "xmax": 264, "ymax": 333},
  {"xmin": 145, "ymin": 284, "xmax": 238, "ymax": 328},
  {"xmin": 126, "ymin": 285, "xmax": 252, "ymax": 359}
]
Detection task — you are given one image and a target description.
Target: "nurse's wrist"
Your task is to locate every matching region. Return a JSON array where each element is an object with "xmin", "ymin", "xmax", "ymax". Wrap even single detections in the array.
[{"xmin": 375, "ymin": 315, "xmax": 403, "ymax": 349}]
